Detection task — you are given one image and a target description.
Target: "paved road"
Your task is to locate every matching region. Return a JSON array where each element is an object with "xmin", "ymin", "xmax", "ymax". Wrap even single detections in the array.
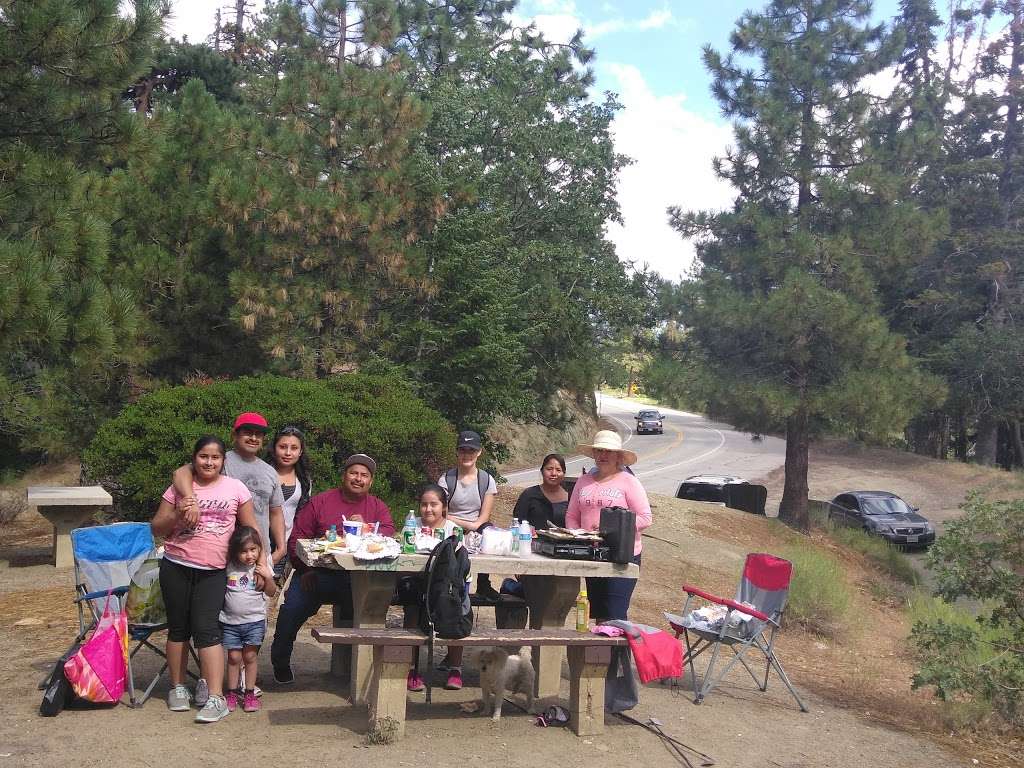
[{"xmin": 504, "ymin": 394, "xmax": 787, "ymax": 496}]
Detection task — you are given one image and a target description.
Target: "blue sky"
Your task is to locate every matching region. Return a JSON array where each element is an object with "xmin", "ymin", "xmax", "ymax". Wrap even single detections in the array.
[
  {"xmin": 523, "ymin": 1, "xmax": 903, "ymax": 115},
  {"xmin": 166, "ymin": 0, "xmax": 909, "ymax": 281}
]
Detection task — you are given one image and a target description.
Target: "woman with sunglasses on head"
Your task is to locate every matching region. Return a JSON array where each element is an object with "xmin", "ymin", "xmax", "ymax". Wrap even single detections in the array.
[{"xmin": 266, "ymin": 426, "xmax": 313, "ymax": 583}]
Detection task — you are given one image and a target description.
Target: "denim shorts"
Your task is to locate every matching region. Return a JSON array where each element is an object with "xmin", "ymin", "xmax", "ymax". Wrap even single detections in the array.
[{"xmin": 220, "ymin": 619, "xmax": 266, "ymax": 649}]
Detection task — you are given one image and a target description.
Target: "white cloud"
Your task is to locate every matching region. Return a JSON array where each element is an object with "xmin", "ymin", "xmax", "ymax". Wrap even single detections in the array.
[
  {"xmin": 637, "ymin": 7, "xmax": 673, "ymax": 31},
  {"xmin": 520, "ymin": 1, "xmax": 673, "ymax": 42},
  {"xmin": 162, "ymin": 0, "xmax": 266, "ymax": 44},
  {"xmin": 601, "ymin": 63, "xmax": 735, "ymax": 282}
]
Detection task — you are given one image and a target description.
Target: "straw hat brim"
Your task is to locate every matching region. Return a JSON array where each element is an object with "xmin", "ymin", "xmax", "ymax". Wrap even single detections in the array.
[{"xmin": 576, "ymin": 442, "xmax": 639, "ymax": 467}]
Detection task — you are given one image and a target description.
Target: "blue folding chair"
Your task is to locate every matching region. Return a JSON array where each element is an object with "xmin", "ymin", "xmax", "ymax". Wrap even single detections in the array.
[{"xmin": 70, "ymin": 522, "xmax": 197, "ymax": 707}]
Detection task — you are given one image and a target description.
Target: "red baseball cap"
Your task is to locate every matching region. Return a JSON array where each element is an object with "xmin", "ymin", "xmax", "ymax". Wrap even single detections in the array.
[{"xmin": 233, "ymin": 412, "xmax": 269, "ymax": 432}]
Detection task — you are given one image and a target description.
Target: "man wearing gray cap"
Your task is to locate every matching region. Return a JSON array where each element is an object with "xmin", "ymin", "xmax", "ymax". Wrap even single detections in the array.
[{"xmin": 270, "ymin": 454, "xmax": 394, "ymax": 684}]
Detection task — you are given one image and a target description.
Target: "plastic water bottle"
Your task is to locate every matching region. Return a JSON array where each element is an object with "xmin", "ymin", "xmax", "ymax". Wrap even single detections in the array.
[
  {"xmin": 401, "ymin": 510, "xmax": 417, "ymax": 554},
  {"xmin": 327, "ymin": 524, "xmax": 337, "ymax": 542},
  {"xmin": 510, "ymin": 518, "xmax": 520, "ymax": 554},
  {"xmin": 518, "ymin": 519, "xmax": 532, "ymax": 559}
]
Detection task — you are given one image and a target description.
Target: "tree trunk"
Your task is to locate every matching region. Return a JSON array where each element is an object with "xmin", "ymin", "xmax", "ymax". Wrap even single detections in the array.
[
  {"xmin": 955, "ymin": 413, "xmax": 968, "ymax": 461},
  {"xmin": 1012, "ymin": 420, "xmax": 1024, "ymax": 468},
  {"xmin": 778, "ymin": 408, "xmax": 810, "ymax": 531},
  {"xmin": 234, "ymin": 0, "xmax": 245, "ymax": 55},
  {"xmin": 976, "ymin": 411, "xmax": 998, "ymax": 466}
]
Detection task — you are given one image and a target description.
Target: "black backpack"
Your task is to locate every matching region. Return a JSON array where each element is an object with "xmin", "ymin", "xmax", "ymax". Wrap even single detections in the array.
[{"xmin": 420, "ymin": 535, "xmax": 473, "ymax": 640}]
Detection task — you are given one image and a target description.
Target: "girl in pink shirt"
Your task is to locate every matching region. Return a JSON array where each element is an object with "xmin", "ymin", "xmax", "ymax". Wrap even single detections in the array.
[{"xmin": 566, "ymin": 430, "xmax": 652, "ymax": 621}]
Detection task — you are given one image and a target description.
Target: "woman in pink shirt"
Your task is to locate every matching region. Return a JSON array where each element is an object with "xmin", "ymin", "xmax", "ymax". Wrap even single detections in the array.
[
  {"xmin": 152, "ymin": 435, "xmax": 259, "ymax": 723},
  {"xmin": 565, "ymin": 430, "xmax": 652, "ymax": 621}
]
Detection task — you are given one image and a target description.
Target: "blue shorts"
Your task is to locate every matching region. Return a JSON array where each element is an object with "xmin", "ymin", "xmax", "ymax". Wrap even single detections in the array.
[{"xmin": 220, "ymin": 619, "xmax": 266, "ymax": 649}]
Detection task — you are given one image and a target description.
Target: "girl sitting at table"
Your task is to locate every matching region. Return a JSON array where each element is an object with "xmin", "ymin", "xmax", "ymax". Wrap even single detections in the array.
[{"xmin": 404, "ymin": 483, "xmax": 466, "ymax": 692}]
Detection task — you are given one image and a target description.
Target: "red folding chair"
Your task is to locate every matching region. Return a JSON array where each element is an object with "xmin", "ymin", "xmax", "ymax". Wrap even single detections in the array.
[{"xmin": 664, "ymin": 553, "xmax": 808, "ymax": 711}]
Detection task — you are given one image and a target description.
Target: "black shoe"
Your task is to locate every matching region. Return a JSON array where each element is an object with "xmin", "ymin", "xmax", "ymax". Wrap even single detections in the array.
[
  {"xmin": 475, "ymin": 582, "xmax": 501, "ymax": 604},
  {"xmin": 273, "ymin": 664, "xmax": 294, "ymax": 685}
]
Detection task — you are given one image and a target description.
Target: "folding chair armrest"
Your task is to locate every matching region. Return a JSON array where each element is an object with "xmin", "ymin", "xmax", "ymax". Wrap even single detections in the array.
[
  {"xmin": 681, "ymin": 584, "xmax": 726, "ymax": 603},
  {"xmin": 680, "ymin": 584, "xmax": 770, "ymax": 623},
  {"xmin": 75, "ymin": 586, "xmax": 129, "ymax": 603}
]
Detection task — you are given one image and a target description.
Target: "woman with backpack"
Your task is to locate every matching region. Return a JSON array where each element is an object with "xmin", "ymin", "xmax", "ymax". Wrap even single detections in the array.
[{"xmin": 437, "ymin": 430, "xmax": 497, "ymax": 687}]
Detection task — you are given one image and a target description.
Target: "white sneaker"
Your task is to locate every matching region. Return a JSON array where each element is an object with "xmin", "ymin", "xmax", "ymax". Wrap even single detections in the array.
[
  {"xmin": 194, "ymin": 677, "xmax": 209, "ymax": 707},
  {"xmin": 195, "ymin": 694, "xmax": 230, "ymax": 723},
  {"xmin": 167, "ymin": 684, "xmax": 192, "ymax": 712}
]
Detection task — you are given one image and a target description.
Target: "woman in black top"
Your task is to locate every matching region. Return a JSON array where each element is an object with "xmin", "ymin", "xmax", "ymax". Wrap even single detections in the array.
[{"xmin": 513, "ymin": 453, "xmax": 570, "ymax": 530}]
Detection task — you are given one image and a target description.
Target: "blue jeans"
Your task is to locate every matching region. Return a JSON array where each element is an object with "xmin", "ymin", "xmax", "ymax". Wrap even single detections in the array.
[
  {"xmin": 221, "ymin": 619, "xmax": 266, "ymax": 649},
  {"xmin": 586, "ymin": 553, "xmax": 642, "ymax": 621},
  {"xmin": 270, "ymin": 569, "xmax": 353, "ymax": 669}
]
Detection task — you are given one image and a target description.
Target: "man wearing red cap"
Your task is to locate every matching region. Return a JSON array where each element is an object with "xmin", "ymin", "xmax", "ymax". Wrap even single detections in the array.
[{"xmin": 175, "ymin": 413, "xmax": 285, "ymax": 571}]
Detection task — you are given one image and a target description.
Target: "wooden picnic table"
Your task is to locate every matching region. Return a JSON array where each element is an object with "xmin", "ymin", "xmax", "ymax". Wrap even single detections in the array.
[{"xmin": 295, "ymin": 539, "xmax": 639, "ymax": 706}]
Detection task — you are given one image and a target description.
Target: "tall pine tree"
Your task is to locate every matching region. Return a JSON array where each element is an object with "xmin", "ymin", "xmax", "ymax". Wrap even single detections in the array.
[
  {"xmin": 674, "ymin": 0, "xmax": 934, "ymax": 528},
  {"xmin": 0, "ymin": 0, "xmax": 161, "ymax": 457}
]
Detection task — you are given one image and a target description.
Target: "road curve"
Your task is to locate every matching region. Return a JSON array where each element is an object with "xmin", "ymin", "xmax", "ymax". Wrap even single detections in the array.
[{"xmin": 503, "ymin": 394, "xmax": 787, "ymax": 496}]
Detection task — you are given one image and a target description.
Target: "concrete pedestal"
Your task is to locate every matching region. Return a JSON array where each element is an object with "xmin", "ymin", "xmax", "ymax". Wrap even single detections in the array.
[{"xmin": 27, "ymin": 486, "xmax": 112, "ymax": 567}]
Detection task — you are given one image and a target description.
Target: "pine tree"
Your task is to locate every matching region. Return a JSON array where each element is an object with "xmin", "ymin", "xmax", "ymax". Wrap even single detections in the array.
[
  {"xmin": 0, "ymin": 0, "xmax": 161, "ymax": 456},
  {"xmin": 215, "ymin": 0, "xmax": 445, "ymax": 377},
  {"xmin": 388, "ymin": 15, "xmax": 648, "ymax": 428},
  {"xmin": 674, "ymin": 0, "xmax": 934, "ymax": 529}
]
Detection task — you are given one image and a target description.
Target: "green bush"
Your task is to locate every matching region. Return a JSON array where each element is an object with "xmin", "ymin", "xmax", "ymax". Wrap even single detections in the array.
[
  {"xmin": 911, "ymin": 493, "xmax": 1024, "ymax": 726},
  {"xmin": 778, "ymin": 543, "xmax": 851, "ymax": 637},
  {"xmin": 82, "ymin": 374, "xmax": 455, "ymax": 525}
]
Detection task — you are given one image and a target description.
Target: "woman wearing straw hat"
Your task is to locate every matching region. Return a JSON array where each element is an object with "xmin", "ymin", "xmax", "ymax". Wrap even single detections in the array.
[{"xmin": 566, "ymin": 430, "xmax": 652, "ymax": 622}]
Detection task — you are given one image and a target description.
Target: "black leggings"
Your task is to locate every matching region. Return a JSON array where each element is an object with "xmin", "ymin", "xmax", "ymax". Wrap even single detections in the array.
[{"xmin": 159, "ymin": 558, "xmax": 227, "ymax": 648}]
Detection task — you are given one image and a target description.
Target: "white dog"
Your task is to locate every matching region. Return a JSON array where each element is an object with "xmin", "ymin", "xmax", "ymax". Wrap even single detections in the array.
[{"xmin": 478, "ymin": 646, "xmax": 535, "ymax": 721}]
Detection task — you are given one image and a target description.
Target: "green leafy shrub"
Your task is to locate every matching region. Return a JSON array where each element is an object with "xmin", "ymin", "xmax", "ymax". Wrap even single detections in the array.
[
  {"xmin": 82, "ymin": 374, "xmax": 455, "ymax": 525},
  {"xmin": 911, "ymin": 494, "xmax": 1024, "ymax": 726},
  {"xmin": 778, "ymin": 543, "xmax": 851, "ymax": 637}
]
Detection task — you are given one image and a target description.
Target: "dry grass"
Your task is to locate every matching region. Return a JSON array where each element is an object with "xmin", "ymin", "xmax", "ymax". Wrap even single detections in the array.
[
  {"xmin": 5, "ymin": 451, "xmax": 1023, "ymax": 766},
  {"xmin": 677, "ymin": 496, "xmax": 1024, "ymax": 767}
]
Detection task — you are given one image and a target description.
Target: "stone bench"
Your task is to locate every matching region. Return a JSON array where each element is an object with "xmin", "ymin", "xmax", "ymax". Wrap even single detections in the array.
[
  {"xmin": 26, "ymin": 486, "xmax": 112, "ymax": 567},
  {"xmin": 312, "ymin": 626, "xmax": 627, "ymax": 738}
]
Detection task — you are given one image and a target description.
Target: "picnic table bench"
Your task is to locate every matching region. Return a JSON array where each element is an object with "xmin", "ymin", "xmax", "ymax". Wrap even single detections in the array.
[
  {"xmin": 295, "ymin": 540, "xmax": 639, "ymax": 720},
  {"xmin": 313, "ymin": 626, "xmax": 628, "ymax": 737}
]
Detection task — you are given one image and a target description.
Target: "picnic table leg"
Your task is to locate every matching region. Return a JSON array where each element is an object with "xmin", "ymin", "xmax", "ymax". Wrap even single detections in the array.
[
  {"xmin": 347, "ymin": 571, "xmax": 399, "ymax": 705},
  {"xmin": 567, "ymin": 645, "xmax": 610, "ymax": 736},
  {"xmin": 329, "ymin": 607, "xmax": 352, "ymax": 680},
  {"xmin": 519, "ymin": 574, "xmax": 579, "ymax": 698},
  {"xmin": 368, "ymin": 645, "xmax": 411, "ymax": 740}
]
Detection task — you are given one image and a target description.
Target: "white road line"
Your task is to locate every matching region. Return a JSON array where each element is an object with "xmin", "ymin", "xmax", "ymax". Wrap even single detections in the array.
[{"xmin": 633, "ymin": 427, "xmax": 726, "ymax": 479}]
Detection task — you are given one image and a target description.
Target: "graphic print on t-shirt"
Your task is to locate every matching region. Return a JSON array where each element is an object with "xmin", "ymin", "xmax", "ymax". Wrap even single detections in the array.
[
  {"xmin": 579, "ymin": 484, "xmax": 626, "ymax": 508},
  {"xmin": 227, "ymin": 571, "xmax": 252, "ymax": 590},
  {"xmin": 176, "ymin": 497, "xmax": 235, "ymax": 540}
]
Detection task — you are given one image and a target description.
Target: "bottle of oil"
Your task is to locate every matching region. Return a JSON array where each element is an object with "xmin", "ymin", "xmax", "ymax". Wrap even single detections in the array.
[{"xmin": 575, "ymin": 587, "xmax": 590, "ymax": 632}]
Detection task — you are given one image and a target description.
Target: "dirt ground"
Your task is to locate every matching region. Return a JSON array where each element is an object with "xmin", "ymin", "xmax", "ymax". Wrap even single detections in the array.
[{"xmin": 1, "ymin": 447, "xmax": 1021, "ymax": 767}]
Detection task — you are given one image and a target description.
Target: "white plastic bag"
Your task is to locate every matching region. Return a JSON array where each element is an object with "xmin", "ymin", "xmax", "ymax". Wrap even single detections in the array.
[{"xmin": 480, "ymin": 527, "xmax": 514, "ymax": 556}]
